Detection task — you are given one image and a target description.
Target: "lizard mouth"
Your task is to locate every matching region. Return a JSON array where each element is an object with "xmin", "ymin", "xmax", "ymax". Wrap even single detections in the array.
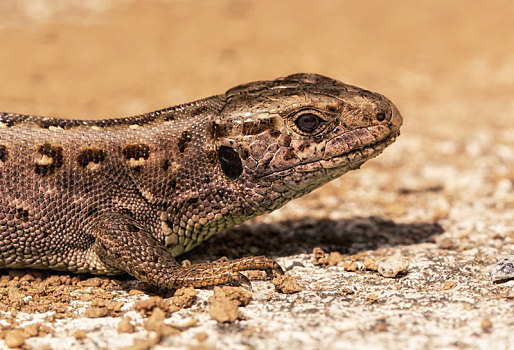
[
  {"xmin": 319, "ymin": 133, "xmax": 398, "ymax": 171},
  {"xmin": 256, "ymin": 132, "xmax": 399, "ymax": 180}
]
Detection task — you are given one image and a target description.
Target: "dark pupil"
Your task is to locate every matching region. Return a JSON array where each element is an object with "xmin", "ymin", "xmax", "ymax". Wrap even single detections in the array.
[{"xmin": 295, "ymin": 113, "xmax": 320, "ymax": 133}]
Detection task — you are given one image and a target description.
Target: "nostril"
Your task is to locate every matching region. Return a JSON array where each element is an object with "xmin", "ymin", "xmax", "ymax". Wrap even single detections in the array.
[{"xmin": 376, "ymin": 112, "xmax": 386, "ymax": 122}]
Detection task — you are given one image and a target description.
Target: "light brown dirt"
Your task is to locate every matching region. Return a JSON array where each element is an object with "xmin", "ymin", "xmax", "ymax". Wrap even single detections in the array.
[{"xmin": 0, "ymin": 1, "xmax": 512, "ymax": 349}]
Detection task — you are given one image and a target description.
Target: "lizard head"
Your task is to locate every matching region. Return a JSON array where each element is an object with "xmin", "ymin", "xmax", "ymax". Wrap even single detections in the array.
[
  {"xmin": 214, "ymin": 73, "xmax": 402, "ymax": 213},
  {"xmin": 160, "ymin": 73, "xmax": 402, "ymax": 255}
]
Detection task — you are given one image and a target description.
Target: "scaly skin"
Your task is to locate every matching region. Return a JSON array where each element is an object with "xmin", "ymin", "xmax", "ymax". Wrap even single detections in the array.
[{"xmin": 0, "ymin": 73, "xmax": 402, "ymax": 288}]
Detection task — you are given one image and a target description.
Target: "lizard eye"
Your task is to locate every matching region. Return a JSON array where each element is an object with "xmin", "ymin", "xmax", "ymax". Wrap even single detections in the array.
[{"xmin": 293, "ymin": 110, "xmax": 326, "ymax": 135}]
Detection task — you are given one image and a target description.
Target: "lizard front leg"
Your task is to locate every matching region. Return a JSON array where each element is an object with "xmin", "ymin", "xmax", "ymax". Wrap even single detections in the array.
[{"xmin": 92, "ymin": 213, "xmax": 283, "ymax": 289}]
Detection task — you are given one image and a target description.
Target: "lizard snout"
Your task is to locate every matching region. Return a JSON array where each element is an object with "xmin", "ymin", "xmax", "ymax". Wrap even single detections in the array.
[{"xmin": 388, "ymin": 100, "xmax": 403, "ymax": 136}]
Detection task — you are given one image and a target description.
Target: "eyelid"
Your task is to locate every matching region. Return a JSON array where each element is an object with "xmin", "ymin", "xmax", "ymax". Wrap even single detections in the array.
[
  {"xmin": 289, "ymin": 108, "xmax": 328, "ymax": 135},
  {"xmin": 288, "ymin": 108, "xmax": 327, "ymax": 121}
]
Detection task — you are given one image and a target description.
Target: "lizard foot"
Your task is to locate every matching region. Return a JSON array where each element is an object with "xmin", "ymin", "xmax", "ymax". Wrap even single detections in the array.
[{"xmin": 172, "ymin": 256, "xmax": 284, "ymax": 289}]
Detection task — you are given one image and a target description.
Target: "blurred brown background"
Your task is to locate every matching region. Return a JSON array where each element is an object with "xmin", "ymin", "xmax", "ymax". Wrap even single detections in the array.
[
  {"xmin": 0, "ymin": 1, "xmax": 513, "ymax": 349},
  {"xmin": 0, "ymin": 0, "xmax": 512, "ymax": 141}
]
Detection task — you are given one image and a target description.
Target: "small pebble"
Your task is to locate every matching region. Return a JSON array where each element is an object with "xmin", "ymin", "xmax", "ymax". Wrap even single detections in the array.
[
  {"xmin": 366, "ymin": 294, "xmax": 379, "ymax": 304},
  {"xmin": 73, "ymin": 330, "xmax": 87, "ymax": 340},
  {"xmin": 83, "ymin": 307, "xmax": 108, "ymax": 318},
  {"xmin": 172, "ymin": 287, "xmax": 198, "ymax": 309},
  {"xmin": 195, "ymin": 331, "xmax": 208, "ymax": 342},
  {"xmin": 327, "ymin": 252, "xmax": 344, "ymax": 266},
  {"xmin": 490, "ymin": 255, "xmax": 514, "ymax": 282},
  {"xmin": 363, "ymin": 257, "xmax": 379, "ymax": 271},
  {"xmin": 339, "ymin": 287, "xmax": 355, "ymax": 295},
  {"xmin": 377, "ymin": 256, "xmax": 410, "ymax": 278},
  {"xmin": 441, "ymin": 281, "xmax": 457, "ymax": 290},
  {"xmin": 208, "ymin": 297, "xmax": 240, "ymax": 323},
  {"xmin": 312, "ymin": 247, "xmax": 328, "ymax": 265},
  {"xmin": 117, "ymin": 316, "xmax": 135, "ymax": 333},
  {"xmin": 437, "ymin": 237, "xmax": 455, "ymax": 250},
  {"xmin": 4, "ymin": 330, "xmax": 26, "ymax": 348},
  {"xmin": 342, "ymin": 261, "xmax": 360, "ymax": 272},
  {"xmin": 273, "ymin": 274, "xmax": 302, "ymax": 294},
  {"xmin": 481, "ymin": 318, "xmax": 493, "ymax": 332}
]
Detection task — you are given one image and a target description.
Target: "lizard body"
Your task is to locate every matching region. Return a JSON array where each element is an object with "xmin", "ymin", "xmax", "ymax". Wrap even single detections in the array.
[{"xmin": 0, "ymin": 73, "xmax": 402, "ymax": 288}]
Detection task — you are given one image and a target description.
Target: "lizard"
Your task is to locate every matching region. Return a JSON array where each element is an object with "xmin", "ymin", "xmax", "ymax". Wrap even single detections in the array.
[{"xmin": 0, "ymin": 73, "xmax": 402, "ymax": 289}]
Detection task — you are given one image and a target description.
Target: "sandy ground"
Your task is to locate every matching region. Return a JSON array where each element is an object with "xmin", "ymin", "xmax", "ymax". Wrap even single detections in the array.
[{"xmin": 0, "ymin": 0, "xmax": 512, "ymax": 349}]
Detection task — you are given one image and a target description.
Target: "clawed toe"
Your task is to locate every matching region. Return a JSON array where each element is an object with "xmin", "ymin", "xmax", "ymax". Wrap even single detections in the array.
[{"xmin": 231, "ymin": 273, "xmax": 252, "ymax": 290}]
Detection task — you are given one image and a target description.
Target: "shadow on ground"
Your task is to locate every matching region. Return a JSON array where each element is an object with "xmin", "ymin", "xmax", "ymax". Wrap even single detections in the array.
[{"xmin": 184, "ymin": 216, "xmax": 444, "ymax": 262}]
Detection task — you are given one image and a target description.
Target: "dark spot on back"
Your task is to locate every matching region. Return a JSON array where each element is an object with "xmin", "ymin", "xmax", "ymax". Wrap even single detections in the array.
[
  {"xmin": 77, "ymin": 148, "xmax": 105, "ymax": 167},
  {"xmin": 34, "ymin": 143, "xmax": 63, "ymax": 176},
  {"xmin": 123, "ymin": 144, "xmax": 150, "ymax": 160},
  {"xmin": 187, "ymin": 196, "xmax": 199, "ymax": 205},
  {"xmin": 168, "ymin": 179, "xmax": 177, "ymax": 190},
  {"xmin": 0, "ymin": 145, "xmax": 8, "ymax": 163},
  {"xmin": 15, "ymin": 208, "xmax": 29, "ymax": 222},
  {"xmin": 161, "ymin": 159, "xmax": 170, "ymax": 171},
  {"xmin": 177, "ymin": 130, "xmax": 192, "ymax": 153}
]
